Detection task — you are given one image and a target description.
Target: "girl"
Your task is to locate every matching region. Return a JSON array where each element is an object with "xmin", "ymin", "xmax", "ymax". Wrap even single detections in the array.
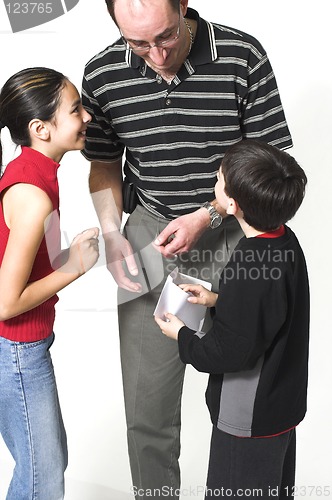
[{"xmin": 0, "ymin": 67, "xmax": 99, "ymax": 500}]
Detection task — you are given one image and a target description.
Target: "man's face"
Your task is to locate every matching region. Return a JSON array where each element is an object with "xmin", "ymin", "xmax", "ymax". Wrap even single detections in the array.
[{"xmin": 115, "ymin": 0, "xmax": 189, "ymax": 73}]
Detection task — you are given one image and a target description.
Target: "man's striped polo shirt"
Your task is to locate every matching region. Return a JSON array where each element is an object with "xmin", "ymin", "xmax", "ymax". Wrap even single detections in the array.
[{"xmin": 82, "ymin": 8, "xmax": 292, "ymax": 220}]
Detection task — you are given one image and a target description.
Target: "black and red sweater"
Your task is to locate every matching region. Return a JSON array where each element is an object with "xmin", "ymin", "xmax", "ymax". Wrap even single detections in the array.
[{"xmin": 178, "ymin": 226, "xmax": 310, "ymax": 437}]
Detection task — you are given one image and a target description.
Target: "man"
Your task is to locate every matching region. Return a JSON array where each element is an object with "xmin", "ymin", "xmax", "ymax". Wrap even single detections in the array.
[{"xmin": 81, "ymin": 1, "xmax": 292, "ymax": 497}]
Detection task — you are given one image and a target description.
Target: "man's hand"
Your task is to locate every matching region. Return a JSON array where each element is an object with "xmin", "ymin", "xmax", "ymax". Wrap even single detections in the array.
[
  {"xmin": 89, "ymin": 160, "xmax": 142, "ymax": 291},
  {"xmin": 179, "ymin": 284, "xmax": 218, "ymax": 308},
  {"xmin": 153, "ymin": 208, "xmax": 210, "ymax": 257},
  {"xmin": 104, "ymin": 230, "xmax": 142, "ymax": 293},
  {"xmin": 154, "ymin": 313, "xmax": 185, "ymax": 340}
]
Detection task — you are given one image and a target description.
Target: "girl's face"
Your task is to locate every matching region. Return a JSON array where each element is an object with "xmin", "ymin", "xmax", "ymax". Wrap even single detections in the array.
[{"xmin": 47, "ymin": 81, "xmax": 91, "ymax": 162}]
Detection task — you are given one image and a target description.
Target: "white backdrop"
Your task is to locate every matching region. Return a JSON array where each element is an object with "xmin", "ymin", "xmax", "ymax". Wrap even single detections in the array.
[{"xmin": 0, "ymin": 1, "xmax": 331, "ymax": 499}]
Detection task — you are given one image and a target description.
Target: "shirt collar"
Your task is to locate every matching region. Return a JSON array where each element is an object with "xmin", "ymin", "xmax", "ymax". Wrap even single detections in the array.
[
  {"xmin": 256, "ymin": 225, "xmax": 286, "ymax": 239},
  {"xmin": 187, "ymin": 8, "xmax": 218, "ymax": 66}
]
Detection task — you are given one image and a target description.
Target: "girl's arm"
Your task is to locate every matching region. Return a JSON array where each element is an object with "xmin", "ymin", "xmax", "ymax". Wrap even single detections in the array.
[{"xmin": 0, "ymin": 183, "xmax": 99, "ymax": 321}]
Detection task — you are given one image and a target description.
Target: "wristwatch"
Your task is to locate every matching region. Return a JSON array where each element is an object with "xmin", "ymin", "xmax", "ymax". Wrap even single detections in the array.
[{"xmin": 202, "ymin": 202, "xmax": 222, "ymax": 229}]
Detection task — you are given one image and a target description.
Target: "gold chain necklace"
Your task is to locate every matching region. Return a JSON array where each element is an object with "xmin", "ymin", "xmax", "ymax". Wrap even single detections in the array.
[
  {"xmin": 153, "ymin": 19, "xmax": 194, "ymax": 84},
  {"xmin": 184, "ymin": 19, "xmax": 194, "ymax": 55}
]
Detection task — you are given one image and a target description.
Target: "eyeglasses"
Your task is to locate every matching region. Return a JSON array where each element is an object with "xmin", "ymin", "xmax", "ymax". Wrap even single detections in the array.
[{"xmin": 121, "ymin": 15, "xmax": 181, "ymax": 54}]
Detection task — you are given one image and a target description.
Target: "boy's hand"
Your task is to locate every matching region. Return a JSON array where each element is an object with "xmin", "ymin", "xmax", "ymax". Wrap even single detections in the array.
[
  {"xmin": 154, "ymin": 313, "xmax": 185, "ymax": 340},
  {"xmin": 179, "ymin": 284, "xmax": 218, "ymax": 308}
]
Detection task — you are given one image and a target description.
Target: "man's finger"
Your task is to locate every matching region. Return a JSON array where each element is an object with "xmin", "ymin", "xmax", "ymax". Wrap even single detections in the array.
[{"xmin": 124, "ymin": 253, "xmax": 139, "ymax": 276}]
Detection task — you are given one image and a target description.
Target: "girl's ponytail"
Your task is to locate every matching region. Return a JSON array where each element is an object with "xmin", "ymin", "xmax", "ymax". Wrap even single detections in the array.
[{"xmin": 0, "ymin": 120, "xmax": 4, "ymax": 175}]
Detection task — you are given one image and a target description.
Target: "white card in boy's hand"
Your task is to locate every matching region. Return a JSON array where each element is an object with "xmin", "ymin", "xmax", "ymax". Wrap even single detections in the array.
[{"xmin": 153, "ymin": 267, "xmax": 212, "ymax": 331}]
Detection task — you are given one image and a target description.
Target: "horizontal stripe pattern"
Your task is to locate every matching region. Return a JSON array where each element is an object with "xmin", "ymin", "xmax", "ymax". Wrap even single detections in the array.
[{"xmin": 82, "ymin": 8, "xmax": 292, "ymax": 219}]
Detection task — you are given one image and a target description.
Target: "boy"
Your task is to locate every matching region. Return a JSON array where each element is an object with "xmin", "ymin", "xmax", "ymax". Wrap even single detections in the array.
[{"xmin": 155, "ymin": 140, "xmax": 309, "ymax": 499}]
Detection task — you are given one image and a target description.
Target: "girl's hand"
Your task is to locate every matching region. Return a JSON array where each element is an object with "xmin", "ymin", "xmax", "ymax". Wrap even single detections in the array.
[
  {"xmin": 154, "ymin": 313, "xmax": 185, "ymax": 340},
  {"xmin": 66, "ymin": 227, "xmax": 100, "ymax": 275},
  {"xmin": 179, "ymin": 284, "xmax": 218, "ymax": 308}
]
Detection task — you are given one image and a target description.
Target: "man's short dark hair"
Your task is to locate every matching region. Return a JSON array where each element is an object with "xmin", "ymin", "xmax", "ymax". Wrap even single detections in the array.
[
  {"xmin": 221, "ymin": 140, "xmax": 307, "ymax": 231},
  {"xmin": 105, "ymin": 0, "xmax": 180, "ymax": 26}
]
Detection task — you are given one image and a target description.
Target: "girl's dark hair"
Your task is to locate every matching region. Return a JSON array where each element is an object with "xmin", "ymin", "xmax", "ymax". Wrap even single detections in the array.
[
  {"xmin": 221, "ymin": 140, "xmax": 307, "ymax": 231},
  {"xmin": 105, "ymin": 0, "xmax": 180, "ymax": 25},
  {"xmin": 0, "ymin": 67, "xmax": 68, "ymax": 169}
]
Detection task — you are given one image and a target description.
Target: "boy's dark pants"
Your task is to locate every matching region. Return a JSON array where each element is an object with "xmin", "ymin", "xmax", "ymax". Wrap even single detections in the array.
[{"xmin": 206, "ymin": 426, "xmax": 296, "ymax": 499}]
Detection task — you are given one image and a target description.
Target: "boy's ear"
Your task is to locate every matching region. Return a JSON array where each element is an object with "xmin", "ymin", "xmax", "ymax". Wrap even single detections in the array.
[
  {"xmin": 28, "ymin": 119, "xmax": 50, "ymax": 141},
  {"xmin": 226, "ymin": 198, "xmax": 239, "ymax": 215}
]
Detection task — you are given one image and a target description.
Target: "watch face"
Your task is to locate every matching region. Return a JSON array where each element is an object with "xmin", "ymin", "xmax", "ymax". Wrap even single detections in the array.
[
  {"xmin": 211, "ymin": 215, "xmax": 222, "ymax": 229},
  {"xmin": 203, "ymin": 202, "xmax": 222, "ymax": 228}
]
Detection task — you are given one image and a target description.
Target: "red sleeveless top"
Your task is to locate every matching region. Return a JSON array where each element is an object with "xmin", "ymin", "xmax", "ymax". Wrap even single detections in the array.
[{"xmin": 0, "ymin": 147, "xmax": 61, "ymax": 341}]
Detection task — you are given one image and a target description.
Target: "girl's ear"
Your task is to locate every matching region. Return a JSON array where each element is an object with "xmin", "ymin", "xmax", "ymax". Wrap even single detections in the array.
[
  {"xmin": 28, "ymin": 119, "xmax": 50, "ymax": 141},
  {"xmin": 226, "ymin": 198, "xmax": 239, "ymax": 216}
]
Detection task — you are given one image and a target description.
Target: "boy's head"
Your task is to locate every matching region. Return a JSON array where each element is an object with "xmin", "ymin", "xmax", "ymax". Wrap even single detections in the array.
[{"xmin": 216, "ymin": 140, "xmax": 307, "ymax": 232}]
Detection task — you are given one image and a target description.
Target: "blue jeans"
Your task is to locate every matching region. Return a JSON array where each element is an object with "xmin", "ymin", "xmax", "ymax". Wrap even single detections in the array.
[{"xmin": 0, "ymin": 333, "xmax": 67, "ymax": 500}]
